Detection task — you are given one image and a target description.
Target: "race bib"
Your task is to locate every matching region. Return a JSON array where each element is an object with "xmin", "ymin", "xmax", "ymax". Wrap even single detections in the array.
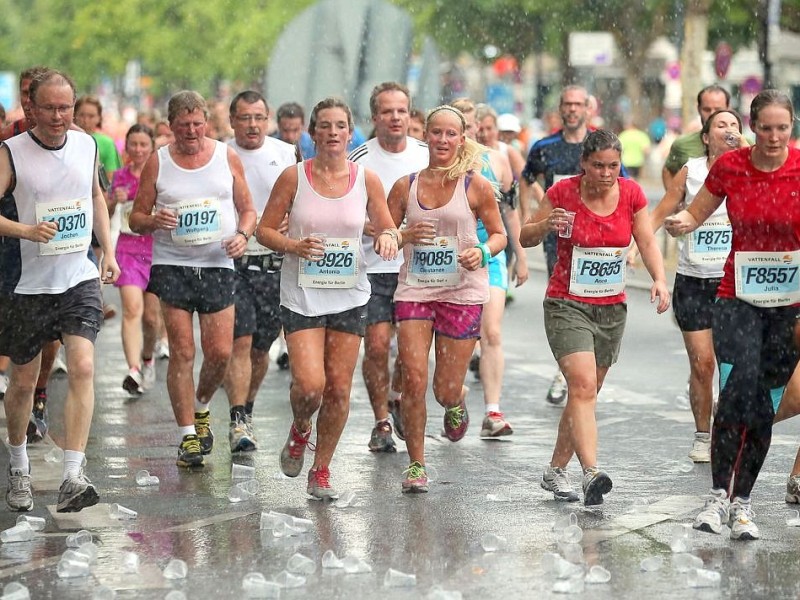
[
  {"xmin": 406, "ymin": 236, "xmax": 460, "ymax": 287},
  {"xmin": 35, "ymin": 198, "xmax": 92, "ymax": 256},
  {"xmin": 734, "ymin": 250, "xmax": 800, "ymax": 307},
  {"xmin": 686, "ymin": 214, "xmax": 731, "ymax": 266},
  {"xmin": 569, "ymin": 246, "xmax": 627, "ymax": 298},
  {"xmin": 245, "ymin": 212, "xmax": 270, "ymax": 256},
  {"xmin": 170, "ymin": 198, "xmax": 222, "ymax": 246},
  {"xmin": 120, "ymin": 202, "xmax": 138, "ymax": 236},
  {"xmin": 298, "ymin": 237, "xmax": 359, "ymax": 288}
]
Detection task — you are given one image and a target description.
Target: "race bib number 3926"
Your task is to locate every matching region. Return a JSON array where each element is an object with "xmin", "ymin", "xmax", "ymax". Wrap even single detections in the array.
[
  {"xmin": 298, "ymin": 237, "xmax": 359, "ymax": 288},
  {"xmin": 735, "ymin": 250, "xmax": 800, "ymax": 307}
]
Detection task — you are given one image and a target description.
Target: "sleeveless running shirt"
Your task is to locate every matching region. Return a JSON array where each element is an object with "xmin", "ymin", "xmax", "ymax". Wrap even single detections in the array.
[
  {"xmin": 2, "ymin": 130, "xmax": 99, "ymax": 294},
  {"xmin": 152, "ymin": 140, "xmax": 237, "ymax": 268},
  {"xmin": 280, "ymin": 161, "xmax": 370, "ymax": 316},
  {"xmin": 395, "ymin": 174, "xmax": 488, "ymax": 305}
]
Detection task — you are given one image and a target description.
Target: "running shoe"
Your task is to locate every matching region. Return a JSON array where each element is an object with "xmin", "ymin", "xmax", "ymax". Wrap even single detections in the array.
[
  {"xmin": 307, "ymin": 465, "xmax": 338, "ymax": 500},
  {"xmin": 546, "ymin": 371, "xmax": 567, "ymax": 406},
  {"xmin": 469, "ymin": 353, "xmax": 481, "ymax": 380},
  {"xmin": 229, "ymin": 415, "xmax": 257, "ymax": 453},
  {"xmin": 141, "ymin": 359, "xmax": 156, "ymax": 391},
  {"xmin": 693, "ymin": 491, "xmax": 729, "ymax": 534},
  {"xmin": 582, "ymin": 467, "xmax": 613, "ymax": 506},
  {"xmin": 480, "ymin": 411, "xmax": 513, "ymax": 437},
  {"xmin": 541, "ymin": 465, "xmax": 579, "ymax": 502},
  {"xmin": 122, "ymin": 368, "xmax": 143, "ymax": 396},
  {"xmin": 26, "ymin": 390, "xmax": 48, "ymax": 443},
  {"xmin": 6, "ymin": 467, "xmax": 33, "ymax": 512},
  {"xmin": 688, "ymin": 431, "xmax": 711, "ymax": 463},
  {"xmin": 368, "ymin": 420, "xmax": 397, "ymax": 453},
  {"xmin": 402, "ymin": 461, "xmax": 429, "ymax": 494},
  {"xmin": 442, "ymin": 402, "xmax": 469, "ymax": 442},
  {"xmin": 56, "ymin": 471, "xmax": 99, "ymax": 513},
  {"xmin": 280, "ymin": 423, "xmax": 314, "ymax": 477},
  {"xmin": 0, "ymin": 373, "xmax": 8, "ymax": 400},
  {"xmin": 103, "ymin": 303, "xmax": 118, "ymax": 320},
  {"xmin": 388, "ymin": 397, "xmax": 405, "ymax": 441},
  {"xmin": 277, "ymin": 351, "xmax": 290, "ymax": 371},
  {"xmin": 194, "ymin": 410, "xmax": 214, "ymax": 455},
  {"xmin": 786, "ymin": 474, "xmax": 800, "ymax": 504},
  {"xmin": 51, "ymin": 347, "xmax": 68, "ymax": 375},
  {"xmin": 155, "ymin": 339, "xmax": 170, "ymax": 360},
  {"xmin": 176, "ymin": 434, "xmax": 204, "ymax": 468},
  {"xmin": 729, "ymin": 498, "xmax": 760, "ymax": 540}
]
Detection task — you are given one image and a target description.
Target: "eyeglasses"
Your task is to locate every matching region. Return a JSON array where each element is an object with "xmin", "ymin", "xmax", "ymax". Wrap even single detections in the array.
[
  {"xmin": 35, "ymin": 104, "xmax": 74, "ymax": 115},
  {"xmin": 235, "ymin": 115, "xmax": 267, "ymax": 123}
]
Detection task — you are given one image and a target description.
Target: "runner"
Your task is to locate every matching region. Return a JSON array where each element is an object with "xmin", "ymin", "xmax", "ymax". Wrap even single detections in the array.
[
  {"xmin": 666, "ymin": 90, "xmax": 800, "ymax": 540},
  {"xmin": 521, "ymin": 129, "xmax": 670, "ymax": 505},
  {"xmin": 256, "ymin": 97, "xmax": 398, "ymax": 499},
  {"xmin": 643, "ymin": 109, "xmax": 743, "ymax": 462},
  {"xmin": 388, "ymin": 104, "xmax": 506, "ymax": 492}
]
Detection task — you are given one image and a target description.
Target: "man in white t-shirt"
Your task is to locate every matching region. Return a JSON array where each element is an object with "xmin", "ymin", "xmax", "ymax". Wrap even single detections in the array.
[
  {"xmin": 223, "ymin": 91, "xmax": 298, "ymax": 453},
  {"xmin": 348, "ymin": 82, "xmax": 428, "ymax": 452}
]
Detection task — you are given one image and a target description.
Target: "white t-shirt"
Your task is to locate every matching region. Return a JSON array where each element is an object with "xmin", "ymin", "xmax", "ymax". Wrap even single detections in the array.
[{"xmin": 348, "ymin": 136, "xmax": 429, "ymax": 273}]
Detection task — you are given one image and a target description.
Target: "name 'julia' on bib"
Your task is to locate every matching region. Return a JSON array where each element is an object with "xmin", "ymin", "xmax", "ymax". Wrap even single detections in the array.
[
  {"xmin": 734, "ymin": 250, "xmax": 800, "ymax": 307},
  {"xmin": 170, "ymin": 197, "xmax": 222, "ymax": 246},
  {"xmin": 687, "ymin": 214, "xmax": 731, "ymax": 267},
  {"xmin": 35, "ymin": 198, "xmax": 92, "ymax": 256},
  {"xmin": 407, "ymin": 236, "xmax": 460, "ymax": 287},
  {"xmin": 569, "ymin": 246, "xmax": 627, "ymax": 298},
  {"xmin": 298, "ymin": 237, "xmax": 359, "ymax": 288}
]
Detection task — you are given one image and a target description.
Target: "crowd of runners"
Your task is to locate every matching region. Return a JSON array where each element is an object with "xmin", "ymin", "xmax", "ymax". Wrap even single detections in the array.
[{"xmin": 1, "ymin": 66, "xmax": 800, "ymax": 545}]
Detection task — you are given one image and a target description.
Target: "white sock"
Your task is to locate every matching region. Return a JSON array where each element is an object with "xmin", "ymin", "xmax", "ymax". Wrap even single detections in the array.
[
  {"xmin": 179, "ymin": 425, "xmax": 196, "ymax": 441},
  {"xmin": 485, "ymin": 403, "xmax": 500, "ymax": 414},
  {"xmin": 194, "ymin": 398, "xmax": 209, "ymax": 413},
  {"xmin": 8, "ymin": 442, "xmax": 29, "ymax": 472},
  {"xmin": 62, "ymin": 450, "xmax": 85, "ymax": 480}
]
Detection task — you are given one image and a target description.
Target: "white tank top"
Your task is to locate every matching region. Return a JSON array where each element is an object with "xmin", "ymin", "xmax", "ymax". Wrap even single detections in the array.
[
  {"xmin": 152, "ymin": 140, "xmax": 237, "ymax": 268},
  {"xmin": 280, "ymin": 162, "xmax": 371, "ymax": 316},
  {"xmin": 677, "ymin": 156, "xmax": 729, "ymax": 279},
  {"xmin": 3, "ymin": 131, "xmax": 99, "ymax": 294},
  {"xmin": 395, "ymin": 173, "xmax": 489, "ymax": 304}
]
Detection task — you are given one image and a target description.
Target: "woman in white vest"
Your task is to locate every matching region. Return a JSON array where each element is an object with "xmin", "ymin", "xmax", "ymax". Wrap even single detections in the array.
[{"xmin": 256, "ymin": 97, "xmax": 398, "ymax": 500}]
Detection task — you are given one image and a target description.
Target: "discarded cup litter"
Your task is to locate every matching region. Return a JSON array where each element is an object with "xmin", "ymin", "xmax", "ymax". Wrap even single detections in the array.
[
  {"xmin": 57, "ymin": 552, "xmax": 90, "ymax": 579},
  {"xmin": 384, "ymin": 568, "xmax": 417, "ymax": 588},
  {"xmin": 542, "ymin": 553, "xmax": 583, "ymax": 579},
  {"xmin": 44, "ymin": 447, "xmax": 64, "ymax": 463},
  {"xmin": 688, "ymin": 567, "xmax": 722, "ymax": 588},
  {"xmin": 286, "ymin": 552, "xmax": 316, "ymax": 575},
  {"xmin": 15, "ymin": 515, "xmax": 45, "ymax": 532},
  {"xmin": 333, "ymin": 490, "xmax": 357, "ymax": 508},
  {"xmin": 552, "ymin": 577, "xmax": 584, "ymax": 594},
  {"xmin": 786, "ymin": 509, "xmax": 800, "ymax": 527},
  {"xmin": 162, "ymin": 558, "xmax": 188, "ymax": 580},
  {"xmin": 109, "ymin": 503, "xmax": 137, "ymax": 520},
  {"xmin": 322, "ymin": 550, "xmax": 344, "ymax": 569},
  {"xmin": 480, "ymin": 533, "xmax": 507, "ymax": 552},
  {"xmin": 134, "ymin": 470, "xmax": 159, "ymax": 486},
  {"xmin": 342, "ymin": 555, "xmax": 372, "ymax": 574},
  {"xmin": 669, "ymin": 524, "xmax": 692, "ymax": 553},
  {"xmin": 91, "ymin": 584, "xmax": 116, "ymax": 600},
  {"xmin": 242, "ymin": 572, "xmax": 280, "ymax": 598},
  {"xmin": 0, "ymin": 522, "xmax": 33, "ymax": 544},
  {"xmin": 231, "ymin": 463, "xmax": 256, "ymax": 480},
  {"xmin": 559, "ymin": 525, "xmax": 583, "ymax": 544},
  {"xmin": 551, "ymin": 512, "xmax": 578, "ymax": 533},
  {"xmin": 585, "ymin": 565, "xmax": 611, "ymax": 584},
  {"xmin": 1, "ymin": 582, "xmax": 30, "ymax": 600},
  {"xmin": 640, "ymin": 556, "xmax": 664, "ymax": 572},
  {"xmin": 486, "ymin": 493, "xmax": 511, "ymax": 503},
  {"xmin": 122, "ymin": 551, "xmax": 140, "ymax": 574},
  {"xmin": 273, "ymin": 570, "xmax": 306, "ymax": 589},
  {"xmin": 558, "ymin": 542, "xmax": 584, "ymax": 565},
  {"xmin": 66, "ymin": 530, "xmax": 93, "ymax": 548},
  {"xmin": 673, "ymin": 553, "xmax": 703, "ymax": 573},
  {"xmin": 75, "ymin": 542, "xmax": 99, "ymax": 564}
]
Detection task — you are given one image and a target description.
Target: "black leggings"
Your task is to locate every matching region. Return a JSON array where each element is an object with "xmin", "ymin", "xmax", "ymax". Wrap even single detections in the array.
[{"xmin": 711, "ymin": 298, "xmax": 799, "ymax": 498}]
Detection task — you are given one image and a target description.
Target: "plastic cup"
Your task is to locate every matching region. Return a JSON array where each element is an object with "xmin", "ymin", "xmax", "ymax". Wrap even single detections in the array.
[
  {"xmin": 286, "ymin": 552, "xmax": 316, "ymax": 575},
  {"xmin": 333, "ymin": 490, "xmax": 357, "ymax": 508},
  {"xmin": 231, "ymin": 463, "xmax": 256, "ymax": 480},
  {"xmin": 552, "ymin": 577, "xmax": 584, "ymax": 594},
  {"xmin": 559, "ymin": 525, "xmax": 583, "ymax": 544},
  {"xmin": 640, "ymin": 556, "xmax": 664, "ymax": 572},
  {"xmin": 135, "ymin": 470, "xmax": 159, "ymax": 486},
  {"xmin": 1, "ymin": 582, "xmax": 30, "ymax": 600},
  {"xmin": 384, "ymin": 568, "xmax": 417, "ymax": 588},
  {"xmin": 486, "ymin": 493, "xmax": 511, "ymax": 502},
  {"xmin": 76, "ymin": 542, "xmax": 98, "ymax": 564},
  {"xmin": 342, "ymin": 555, "xmax": 372, "ymax": 574},
  {"xmin": 273, "ymin": 570, "xmax": 306, "ymax": 588},
  {"xmin": 91, "ymin": 584, "xmax": 115, "ymax": 600},
  {"xmin": 558, "ymin": 211, "xmax": 576, "ymax": 238},
  {"xmin": 57, "ymin": 555, "xmax": 90, "ymax": 579},
  {"xmin": 724, "ymin": 131, "xmax": 739, "ymax": 148},
  {"xmin": 688, "ymin": 567, "xmax": 722, "ymax": 588},
  {"xmin": 551, "ymin": 512, "xmax": 578, "ymax": 532},
  {"xmin": 669, "ymin": 524, "xmax": 692, "ymax": 553},
  {"xmin": 109, "ymin": 503, "xmax": 137, "ymax": 520},
  {"xmin": 420, "ymin": 218, "xmax": 438, "ymax": 244},
  {"xmin": 15, "ymin": 515, "xmax": 45, "ymax": 532},
  {"xmin": 479, "ymin": 533, "xmax": 507, "ymax": 552},
  {"xmin": 66, "ymin": 530, "xmax": 92, "ymax": 548},
  {"xmin": 122, "ymin": 551, "xmax": 140, "ymax": 574},
  {"xmin": 242, "ymin": 572, "xmax": 280, "ymax": 598},
  {"xmin": 309, "ymin": 232, "xmax": 327, "ymax": 259},
  {"xmin": 787, "ymin": 509, "xmax": 800, "ymax": 527},
  {"xmin": 322, "ymin": 549, "xmax": 344, "ymax": 569},
  {"xmin": 44, "ymin": 447, "xmax": 64, "ymax": 463},
  {"xmin": 272, "ymin": 521, "xmax": 303, "ymax": 538},
  {"xmin": 673, "ymin": 553, "xmax": 703, "ymax": 573},
  {"xmin": 162, "ymin": 558, "xmax": 188, "ymax": 580},
  {"xmin": 290, "ymin": 516, "xmax": 313, "ymax": 533},
  {"xmin": 559, "ymin": 542, "xmax": 584, "ymax": 565},
  {"xmin": 0, "ymin": 522, "xmax": 33, "ymax": 544},
  {"xmin": 584, "ymin": 565, "xmax": 611, "ymax": 584}
]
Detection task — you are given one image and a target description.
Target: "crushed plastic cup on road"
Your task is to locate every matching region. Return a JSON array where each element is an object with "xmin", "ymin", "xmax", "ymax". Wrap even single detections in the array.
[
  {"xmin": 91, "ymin": 584, "xmax": 116, "ymax": 599},
  {"xmin": 485, "ymin": 493, "xmax": 511, "ymax": 503},
  {"xmin": 15, "ymin": 515, "xmax": 45, "ymax": 532},
  {"xmin": 0, "ymin": 522, "xmax": 33, "ymax": 544},
  {"xmin": 242, "ymin": 572, "xmax": 280, "ymax": 598},
  {"xmin": 75, "ymin": 542, "xmax": 99, "ymax": 564},
  {"xmin": 273, "ymin": 570, "xmax": 306, "ymax": 588},
  {"xmin": 333, "ymin": 490, "xmax": 357, "ymax": 508},
  {"xmin": 640, "ymin": 556, "xmax": 664, "ymax": 572},
  {"xmin": 322, "ymin": 550, "xmax": 344, "ymax": 569},
  {"xmin": 628, "ymin": 497, "xmax": 650, "ymax": 513},
  {"xmin": 109, "ymin": 503, "xmax": 137, "ymax": 520},
  {"xmin": 673, "ymin": 553, "xmax": 703, "ymax": 573},
  {"xmin": 57, "ymin": 553, "xmax": 90, "ymax": 579},
  {"xmin": 1, "ymin": 581, "xmax": 30, "ymax": 600},
  {"xmin": 162, "ymin": 558, "xmax": 188, "ymax": 580},
  {"xmin": 552, "ymin": 576, "xmax": 584, "ymax": 594},
  {"xmin": 272, "ymin": 521, "xmax": 304, "ymax": 538},
  {"xmin": 551, "ymin": 513, "xmax": 578, "ymax": 533},
  {"xmin": 542, "ymin": 553, "xmax": 584, "ymax": 579},
  {"xmin": 584, "ymin": 565, "xmax": 611, "ymax": 584},
  {"xmin": 558, "ymin": 542, "xmax": 584, "ymax": 565},
  {"xmin": 66, "ymin": 530, "xmax": 92, "ymax": 548},
  {"xmin": 342, "ymin": 555, "xmax": 372, "ymax": 574},
  {"xmin": 134, "ymin": 470, "xmax": 159, "ymax": 486},
  {"xmin": 480, "ymin": 533, "xmax": 507, "ymax": 552},
  {"xmin": 290, "ymin": 517, "xmax": 313, "ymax": 533},
  {"xmin": 122, "ymin": 551, "xmax": 139, "ymax": 574},
  {"xmin": 559, "ymin": 525, "xmax": 583, "ymax": 544},
  {"xmin": 260, "ymin": 510, "xmax": 293, "ymax": 530},
  {"xmin": 231, "ymin": 463, "xmax": 256, "ymax": 480},
  {"xmin": 669, "ymin": 524, "xmax": 693, "ymax": 553},
  {"xmin": 286, "ymin": 553, "xmax": 316, "ymax": 575},
  {"xmin": 384, "ymin": 568, "xmax": 417, "ymax": 588},
  {"xmin": 688, "ymin": 567, "xmax": 722, "ymax": 588},
  {"xmin": 44, "ymin": 447, "xmax": 64, "ymax": 463},
  {"xmin": 786, "ymin": 509, "xmax": 800, "ymax": 527}
]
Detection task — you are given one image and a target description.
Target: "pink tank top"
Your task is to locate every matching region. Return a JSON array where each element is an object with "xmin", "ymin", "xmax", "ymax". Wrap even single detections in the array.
[{"xmin": 395, "ymin": 174, "xmax": 489, "ymax": 304}]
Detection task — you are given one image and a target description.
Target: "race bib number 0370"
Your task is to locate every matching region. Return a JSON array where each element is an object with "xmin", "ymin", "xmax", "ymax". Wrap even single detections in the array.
[{"xmin": 35, "ymin": 198, "xmax": 92, "ymax": 256}]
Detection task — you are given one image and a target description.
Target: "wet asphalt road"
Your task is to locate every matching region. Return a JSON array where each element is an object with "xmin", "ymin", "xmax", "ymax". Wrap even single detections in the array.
[{"xmin": 2, "ymin": 250, "xmax": 800, "ymax": 600}]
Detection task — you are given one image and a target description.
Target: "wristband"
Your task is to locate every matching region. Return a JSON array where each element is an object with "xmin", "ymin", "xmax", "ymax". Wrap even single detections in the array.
[
  {"xmin": 236, "ymin": 229, "xmax": 250, "ymax": 241},
  {"xmin": 379, "ymin": 228, "xmax": 399, "ymax": 242},
  {"xmin": 475, "ymin": 243, "xmax": 490, "ymax": 267}
]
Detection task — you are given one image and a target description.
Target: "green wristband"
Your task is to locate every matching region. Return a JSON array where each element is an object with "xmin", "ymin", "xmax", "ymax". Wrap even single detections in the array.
[{"xmin": 475, "ymin": 243, "xmax": 490, "ymax": 267}]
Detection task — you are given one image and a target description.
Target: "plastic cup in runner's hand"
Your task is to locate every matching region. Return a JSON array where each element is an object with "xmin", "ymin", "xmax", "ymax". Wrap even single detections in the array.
[
  {"xmin": 309, "ymin": 232, "xmax": 327, "ymax": 259},
  {"xmin": 558, "ymin": 211, "xmax": 576, "ymax": 239},
  {"xmin": 420, "ymin": 218, "xmax": 438, "ymax": 245}
]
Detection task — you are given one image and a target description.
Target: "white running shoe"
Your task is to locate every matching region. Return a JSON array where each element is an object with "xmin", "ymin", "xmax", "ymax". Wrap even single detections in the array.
[
  {"xmin": 546, "ymin": 371, "xmax": 567, "ymax": 406},
  {"xmin": 693, "ymin": 490, "xmax": 729, "ymax": 535},
  {"xmin": 141, "ymin": 360, "xmax": 156, "ymax": 391},
  {"xmin": 155, "ymin": 340, "xmax": 170, "ymax": 360},
  {"xmin": 541, "ymin": 465, "xmax": 579, "ymax": 502},
  {"xmin": 688, "ymin": 431, "xmax": 711, "ymax": 463},
  {"xmin": 51, "ymin": 348, "xmax": 68, "ymax": 375},
  {"xmin": 0, "ymin": 373, "xmax": 8, "ymax": 400},
  {"xmin": 729, "ymin": 498, "xmax": 760, "ymax": 540},
  {"xmin": 122, "ymin": 369, "xmax": 143, "ymax": 396}
]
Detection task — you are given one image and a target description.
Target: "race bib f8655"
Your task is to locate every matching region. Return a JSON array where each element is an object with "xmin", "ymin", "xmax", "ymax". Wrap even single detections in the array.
[{"xmin": 569, "ymin": 246, "xmax": 627, "ymax": 298}]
